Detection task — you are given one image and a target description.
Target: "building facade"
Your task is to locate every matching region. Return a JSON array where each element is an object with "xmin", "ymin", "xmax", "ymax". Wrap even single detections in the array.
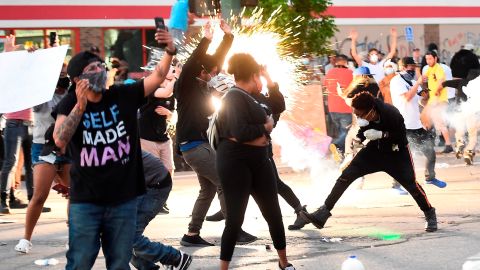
[{"xmin": 1, "ymin": 0, "xmax": 480, "ymax": 67}]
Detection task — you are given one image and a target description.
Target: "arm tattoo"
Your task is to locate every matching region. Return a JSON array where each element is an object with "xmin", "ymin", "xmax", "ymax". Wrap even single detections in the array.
[{"xmin": 56, "ymin": 105, "xmax": 84, "ymax": 146}]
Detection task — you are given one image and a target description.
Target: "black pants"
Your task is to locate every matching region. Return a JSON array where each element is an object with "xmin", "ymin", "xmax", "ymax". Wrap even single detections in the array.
[
  {"xmin": 268, "ymin": 145, "xmax": 301, "ymax": 210},
  {"xmin": 216, "ymin": 140, "xmax": 286, "ymax": 261},
  {"xmin": 271, "ymin": 158, "xmax": 301, "ymax": 210},
  {"xmin": 324, "ymin": 145, "xmax": 433, "ymax": 212},
  {"xmin": 406, "ymin": 128, "xmax": 436, "ymax": 180}
]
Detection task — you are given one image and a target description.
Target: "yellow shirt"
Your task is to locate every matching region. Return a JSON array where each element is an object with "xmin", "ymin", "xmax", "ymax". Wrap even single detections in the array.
[{"xmin": 425, "ymin": 63, "xmax": 447, "ymax": 104}]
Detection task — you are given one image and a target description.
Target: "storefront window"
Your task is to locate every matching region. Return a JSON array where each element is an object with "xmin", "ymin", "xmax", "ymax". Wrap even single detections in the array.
[
  {"xmin": 12, "ymin": 29, "xmax": 75, "ymax": 59},
  {"xmin": 104, "ymin": 29, "xmax": 144, "ymax": 73},
  {"xmin": 14, "ymin": 30, "xmax": 44, "ymax": 49},
  {"xmin": 46, "ymin": 29, "xmax": 76, "ymax": 60}
]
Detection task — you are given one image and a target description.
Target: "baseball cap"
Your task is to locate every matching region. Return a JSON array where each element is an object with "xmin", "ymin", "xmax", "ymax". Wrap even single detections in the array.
[
  {"xmin": 67, "ymin": 51, "xmax": 103, "ymax": 80},
  {"xmin": 402, "ymin": 56, "xmax": 416, "ymax": 66},
  {"xmin": 353, "ymin": 66, "xmax": 374, "ymax": 76}
]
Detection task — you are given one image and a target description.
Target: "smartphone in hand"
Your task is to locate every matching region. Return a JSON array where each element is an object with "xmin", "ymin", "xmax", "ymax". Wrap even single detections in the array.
[
  {"xmin": 49, "ymin": 32, "xmax": 57, "ymax": 47},
  {"xmin": 154, "ymin": 17, "xmax": 167, "ymax": 49},
  {"xmin": 52, "ymin": 183, "xmax": 69, "ymax": 196}
]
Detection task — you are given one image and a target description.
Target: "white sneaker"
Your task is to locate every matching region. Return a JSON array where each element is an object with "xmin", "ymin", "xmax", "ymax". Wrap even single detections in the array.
[{"xmin": 15, "ymin": 239, "xmax": 32, "ymax": 253}]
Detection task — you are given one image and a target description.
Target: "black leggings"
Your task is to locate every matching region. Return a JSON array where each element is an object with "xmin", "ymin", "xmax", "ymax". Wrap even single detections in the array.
[
  {"xmin": 325, "ymin": 145, "xmax": 433, "ymax": 212},
  {"xmin": 268, "ymin": 144, "xmax": 301, "ymax": 210},
  {"xmin": 216, "ymin": 140, "xmax": 286, "ymax": 261},
  {"xmin": 270, "ymin": 157, "xmax": 301, "ymax": 210}
]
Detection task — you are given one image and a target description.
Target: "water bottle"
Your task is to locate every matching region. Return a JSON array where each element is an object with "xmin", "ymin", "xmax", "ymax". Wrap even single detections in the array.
[
  {"xmin": 463, "ymin": 253, "xmax": 480, "ymax": 270},
  {"xmin": 341, "ymin": 255, "xmax": 365, "ymax": 270}
]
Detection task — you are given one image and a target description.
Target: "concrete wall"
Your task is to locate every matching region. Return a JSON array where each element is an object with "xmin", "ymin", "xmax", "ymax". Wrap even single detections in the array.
[{"xmin": 331, "ymin": 24, "xmax": 480, "ymax": 64}]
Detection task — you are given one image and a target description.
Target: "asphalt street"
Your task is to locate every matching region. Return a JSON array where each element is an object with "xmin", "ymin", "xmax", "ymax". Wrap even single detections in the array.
[{"xmin": 1, "ymin": 152, "xmax": 479, "ymax": 270}]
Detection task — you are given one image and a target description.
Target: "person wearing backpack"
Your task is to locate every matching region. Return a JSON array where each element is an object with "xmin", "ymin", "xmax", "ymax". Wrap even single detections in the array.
[
  {"xmin": 390, "ymin": 57, "xmax": 446, "ymax": 189},
  {"xmin": 215, "ymin": 53, "xmax": 295, "ymax": 270}
]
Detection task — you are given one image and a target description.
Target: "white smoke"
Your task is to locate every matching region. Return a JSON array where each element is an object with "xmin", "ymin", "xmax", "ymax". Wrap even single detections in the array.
[{"xmin": 272, "ymin": 120, "xmax": 341, "ymax": 202}]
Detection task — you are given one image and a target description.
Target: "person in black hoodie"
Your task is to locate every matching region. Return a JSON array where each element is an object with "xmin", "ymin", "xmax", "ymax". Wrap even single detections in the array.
[
  {"xmin": 300, "ymin": 91, "xmax": 438, "ymax": 233},
  {"xmin": 216, "ymin": 53, "xmax": 295, "ymax": 270},
  {"xmin": 174, "ymin": 20, "xmax": 255, "ymax": 246}
]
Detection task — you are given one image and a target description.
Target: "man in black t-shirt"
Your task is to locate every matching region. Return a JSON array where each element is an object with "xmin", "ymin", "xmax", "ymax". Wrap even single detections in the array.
[{"xmin": 54, "ymin": 29, "xmax": 177, "ymax": 269}]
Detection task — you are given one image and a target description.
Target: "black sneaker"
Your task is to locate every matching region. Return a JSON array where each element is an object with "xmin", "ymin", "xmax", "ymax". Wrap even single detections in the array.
[
  {"xmin": 1, "ymin": 205, "xmax": 10, "ymax": 214},
  {"xmin": 180, "ymin": 234, "xmax": 214, "ymax": 247},
  {"xmin": 237, "ymin": 229, "xmax": 257, "ymax": 245},
  {"xmin": 9, "ymin": 197, "xmax": 28, "ymax": 209},
  {"xmin": 205, "ymin": 210, "xmax": 224, "ymax": 222},
  {"xmin": 41, "ymin": 206, "xmax": 52, "ymax": 213},
  {"xmin": 299, "ymin": 205, "xmax": 332, "ymax": 229},
  {"xmin": 169, "ymin": 251, "xmax": 192, "ymax": 270},
  {"xmin": 158, "ymin": 203, "xmax": 169, "ymax": 215},
  {"xmin": 424, "ymin": 207, "xmax": 437, "ymax": 232},
  {"xmin": 288, "ymin": 205, "xmax": 309, "ymax": 230},
  {"xmin": 441, "ymin": 145, "xmax": 453, "ymax": 154}
]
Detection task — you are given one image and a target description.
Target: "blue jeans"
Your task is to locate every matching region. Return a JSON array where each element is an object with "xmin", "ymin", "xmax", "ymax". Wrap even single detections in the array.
[
  {"xmin": 132, "ymin": 188, "xmax": 179, "ymax": 269},
  {"xmin": 66, "ymin": 198, "xmax": 138, "ymax": 270},
  {"xmin": 0, "ymin": 120, "xmax": 33, "ymax": 197},
  {"xmin": 330, "ymin": 113, "xmax": 352, "ymax": 153}
]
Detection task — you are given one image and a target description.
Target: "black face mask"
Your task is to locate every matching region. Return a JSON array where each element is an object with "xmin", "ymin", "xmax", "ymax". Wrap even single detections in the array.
[
  {"xmin": 406, "ymin": 70, "xmax": 415, "ymax": 77},
  {"xmin": 57, "ymin": 77, "xmax": 70, "ymax": 89}
]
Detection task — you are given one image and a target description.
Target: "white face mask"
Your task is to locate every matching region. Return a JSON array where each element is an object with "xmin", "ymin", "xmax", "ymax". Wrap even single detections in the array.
[
  {"xmin": 384, "ymin": 67, "xmax": 395, "ymax": 75},
  {"xmin": 369, "ymin": 54, "xmax": 379, "ymax": 63},
  {"xmin": 357, "ymin": 118, "xmax": 370, "ymax": 127},
  {"xmin": 206, "ymin": 75, "xmax": 218, "ymax": 88}
]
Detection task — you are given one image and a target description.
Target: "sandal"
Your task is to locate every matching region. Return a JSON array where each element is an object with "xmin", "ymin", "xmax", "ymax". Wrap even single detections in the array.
[{"xmin": 279, "ymin": 262, "xmax": 296, "ymax": 270}]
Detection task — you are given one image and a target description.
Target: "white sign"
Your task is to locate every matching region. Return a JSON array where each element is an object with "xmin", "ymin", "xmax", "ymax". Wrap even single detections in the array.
[
  {"xmin": 0, "ymin": 45, "xmax": 68, "ymax": 113},
  {"xmin": 405, "ymin": 26, "xmax": 414, "ymax": 42}
]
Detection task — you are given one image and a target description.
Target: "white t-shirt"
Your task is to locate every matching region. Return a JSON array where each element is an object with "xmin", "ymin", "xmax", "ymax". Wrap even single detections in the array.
[
  {"xmin": 422, "ymin": 64, "xmax": 455, "ymax": 99},
  {"xmin": 32, "ymin": 92, "xmax": 66, "ymax": 144},
  {"xmin": 362, "ymin": 59, "xmax": 386, "ymax": 83},
  {"xmin": 390, "ymin": 74, "xmax": 423, "ymax": 130}
]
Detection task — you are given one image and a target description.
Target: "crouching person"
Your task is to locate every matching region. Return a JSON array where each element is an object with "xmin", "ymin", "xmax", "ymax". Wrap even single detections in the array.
[{"xmin": 132, "ymin": 150, "xmax": 192, "ymax": 270}]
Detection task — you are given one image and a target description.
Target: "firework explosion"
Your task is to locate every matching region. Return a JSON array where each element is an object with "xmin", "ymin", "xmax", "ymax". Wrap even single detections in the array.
[{"xmin": 143, "ymin": 8, "xmax": 341, "ymax": 195}]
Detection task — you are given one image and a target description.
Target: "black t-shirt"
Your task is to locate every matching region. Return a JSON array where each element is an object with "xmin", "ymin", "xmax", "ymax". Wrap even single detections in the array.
[
  {"xmin": 139, "ymin": 94, "xmax": 175, "ymax": 142},
  {"xmin": 218, "ymin": 88, "xmax": 267, "ymax": 143},
  {"xmin": 56, "ymin": 81, "xmax": 146, "ymax": 204}
]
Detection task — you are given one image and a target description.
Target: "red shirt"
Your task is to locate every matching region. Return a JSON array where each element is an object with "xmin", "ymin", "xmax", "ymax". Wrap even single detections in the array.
[
  {"xmin": 324, "ymin": 67, "xmax": 353, "ymax": 113},
  {"xmin": 4, "ymin": 108, "xmax": 33, "ymax": 121}
]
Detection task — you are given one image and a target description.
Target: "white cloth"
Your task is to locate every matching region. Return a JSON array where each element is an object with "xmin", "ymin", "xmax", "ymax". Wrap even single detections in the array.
[
  {"xmin": 390, "ymin": 74, "xmax": 423, "ymax": 130},
  {"xmin": 362, "ymin": 59, "xmax": 387, "ymax": 83},
  {"xmin": 32, "ymin": 92, "xmax": 66, "ymax": 144}
]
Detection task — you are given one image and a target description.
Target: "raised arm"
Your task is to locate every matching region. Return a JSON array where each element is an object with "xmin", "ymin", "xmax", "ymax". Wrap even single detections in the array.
[
  {"xmin": 350, "ymin": 29, "xmax": 363, "ymax": 66},
  {"xmin": 54, "ymin": 80, "xmax": 88, "ymax": 148},
  {"xmin": 403, "ymin": 76, "xmax": 423, "ymax": 102},
  {"xmin": 385, "ymin": 28, "xmax": 398, "ymax": 60},
  {"xmin": 143, "ymin": 29, "xmax": 175, "ymax": 97},
  {"xmin": 178, "ymin": 21, "xmax": 214, "ymax": 82},
  {"xmin": 212, "ymin": 20, "xmax": 234, "ymax": 70},
  {"xmin": 261, "ymin": 67, "xmax": 285, "ymax": 114}
]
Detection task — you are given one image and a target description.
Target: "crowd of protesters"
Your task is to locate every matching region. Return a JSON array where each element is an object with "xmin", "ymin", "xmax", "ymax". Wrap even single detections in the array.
[{"xmin": 1, "ymin": 15, "xmax": 480, "ymax": 270}]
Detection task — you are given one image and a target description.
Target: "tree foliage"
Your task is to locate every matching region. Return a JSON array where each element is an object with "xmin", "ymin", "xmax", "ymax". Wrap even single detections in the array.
[{"xmin": 253, "ymin": 0, "xmax": 337, "ymax": 56}]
